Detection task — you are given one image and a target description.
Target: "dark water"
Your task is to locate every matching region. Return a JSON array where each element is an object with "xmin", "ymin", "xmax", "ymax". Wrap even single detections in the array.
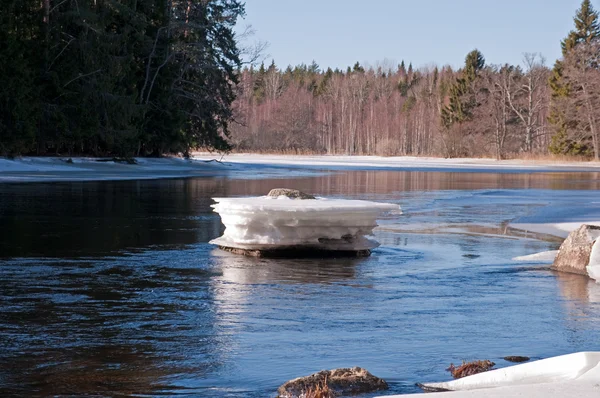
[{"xmin": 1, "ymin": 170, "xmax": 600, "ymax": 397}]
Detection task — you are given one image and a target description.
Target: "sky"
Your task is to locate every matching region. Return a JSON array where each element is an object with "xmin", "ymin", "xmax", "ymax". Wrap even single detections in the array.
[{"xmin": 236, "ymin": 0, "xmax": 586, "ymax": 71}]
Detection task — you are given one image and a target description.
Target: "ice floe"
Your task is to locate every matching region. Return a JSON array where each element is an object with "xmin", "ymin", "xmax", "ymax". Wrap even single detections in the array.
[{"xmin": 210, "ymin": 196, "xmax": 400, "ymax": 253}]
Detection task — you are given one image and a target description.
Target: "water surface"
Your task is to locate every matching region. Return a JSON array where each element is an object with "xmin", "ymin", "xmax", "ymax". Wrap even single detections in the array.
[{"xmin": 1, "ymin": 170, "xmax": 600, "ymax": 396}]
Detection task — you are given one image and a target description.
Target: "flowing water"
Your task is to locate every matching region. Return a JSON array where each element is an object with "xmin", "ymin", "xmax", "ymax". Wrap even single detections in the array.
[{"xmin": 1, "ymin": 170, "xmax": 600, "ymax": 397}]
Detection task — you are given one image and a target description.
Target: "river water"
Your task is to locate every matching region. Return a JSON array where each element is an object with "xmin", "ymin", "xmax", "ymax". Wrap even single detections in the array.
[{"xmin": 1, "ymin": 170, "xmax": 600, "ymax": 397}]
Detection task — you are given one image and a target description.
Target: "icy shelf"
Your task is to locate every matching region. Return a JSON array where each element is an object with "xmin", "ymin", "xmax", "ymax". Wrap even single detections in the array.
[
  {"xmin": 210, "ymin": 196, "xmax": 400, "ymax": 257},
  {"xmin": 404, "ymin": 352, "xmax": 600, "ymax": 397}
]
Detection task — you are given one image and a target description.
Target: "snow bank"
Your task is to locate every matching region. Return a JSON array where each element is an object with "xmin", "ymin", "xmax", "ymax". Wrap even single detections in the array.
[
  {"xmin": 417, "ymin": 352, "xmax": 600, "ymax": 392},
  {"xmin": 193, "ymin": 153, "xmax": 600, "ymax": 172},
  {"xmin": 0, "ymin": 156, "xmax": 230, "ymax": 182},
  {"xmin": 210, "ymin": 196, "xmax": 400, "ymax": 251},
  {"xmin": 378, "ymin": 352, "xmax": 600, "ymax": 397},
  {"xmin": 510, "ymin": 221, "xmax": 600, "ymax": 239}
]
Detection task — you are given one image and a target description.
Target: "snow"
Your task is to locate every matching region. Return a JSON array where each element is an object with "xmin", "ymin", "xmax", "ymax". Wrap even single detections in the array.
[
  {"xmin": 587, "ymin": 240, "xmax": 600, "ymax": 282},
  {"xmin": 512, "ymin": 250, "xmax": 558, "ymax": 262},
  {"xmin": 379, "ymin": 352, "xmax": 600, "ymax": 398},
  {"xmin": 4, "ymin": 153, "xmax": 600, "ymax": 183},
  {"xmin": 193, "ymin": 153, "xmax": 600, "ymax": 172},
  {"xmin": 510, "ymin": 221, "xmax": 600, "ymax": 239},
  {"xmin": 0, "ymin": 156, "xmax": 231, "ymax": 182},
  {"xmin": 210, "ymin": 196, "xmax": 400, "ymax": 251}
]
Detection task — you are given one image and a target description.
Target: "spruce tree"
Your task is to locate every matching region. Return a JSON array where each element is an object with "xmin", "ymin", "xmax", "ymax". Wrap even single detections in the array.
[{"xmin": 549, "ymin": 0, "xmax": 600, "ymax": 155}]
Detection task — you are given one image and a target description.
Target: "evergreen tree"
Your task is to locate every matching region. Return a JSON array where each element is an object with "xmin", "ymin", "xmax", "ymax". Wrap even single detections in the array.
[
  {"xmin": 549, "ymin": 0, "xmax": 600, "ymax": 155},
  {"xmin": 442, "ymin": 49, "xmax": 485, "ymax": 128},
  {"xmin": 0, "ymin": 0, "xmax": 245, "ymax": 157}
]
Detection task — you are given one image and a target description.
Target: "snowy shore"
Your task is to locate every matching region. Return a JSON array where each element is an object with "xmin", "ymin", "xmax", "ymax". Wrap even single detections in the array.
[
  {"xmin": 380, "ymin": 352, "xmax": 600, "ymax": 398},
  {"xmin": 3, "ymin": 154, "xmax": 600, "ymax": 183},
  {"xmin": 0, "ymin": 156, "xmax": 234, "ymax": 183},
  {"xmin": 193, "ymin": 153, "xmax": 600, "ymax": 173}
]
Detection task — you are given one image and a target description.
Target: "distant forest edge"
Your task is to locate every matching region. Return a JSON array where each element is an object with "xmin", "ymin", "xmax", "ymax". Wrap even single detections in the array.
[{"xmin": 2, "ymin": 1, "xmax": 600, "ymax": 160}]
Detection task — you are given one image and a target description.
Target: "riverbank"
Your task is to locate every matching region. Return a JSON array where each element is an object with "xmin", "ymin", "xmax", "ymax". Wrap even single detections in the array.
[
  {"xmin": 193, "ymin": 153, "xmax": 600, "ymax": 173},
  {"xmin": 3, "ymin": 154, "xmax": 600, "ymax": 183}
]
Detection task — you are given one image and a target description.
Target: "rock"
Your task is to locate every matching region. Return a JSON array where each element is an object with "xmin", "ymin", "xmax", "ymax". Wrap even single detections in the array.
[
  {"xmin": 446, "ymin": 360, "xmax": 495, "ymax": 379},
  {"xmin": 267, "ymin": 188, "xmax": 315, "ymax": 200},
  {"xmin": 219, "ymin": 245, "xmax": 371, "ymax": 258},
  {"xmin": 503, "ymin": 356, "xmax": 530, "ymax": 363},
  {"xmin": 552, "ymin": 224, "xmax": 600, "ymax": 276},
  {"xmin": 277, "ymin": 367, "xmax": 388, "ymax": 398}
]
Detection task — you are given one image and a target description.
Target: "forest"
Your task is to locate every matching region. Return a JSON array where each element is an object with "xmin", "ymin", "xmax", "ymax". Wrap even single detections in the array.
[
  {"xmin": 230, "ymin": 0, "xmax": 600, "ymax": 160},
  {"xmin": 0, "ymin": 0, "xmax": 243, "ymax": 157},
  {"xmin": 2, "ymin": 0, "xmax": 600, "ymax": 160}
]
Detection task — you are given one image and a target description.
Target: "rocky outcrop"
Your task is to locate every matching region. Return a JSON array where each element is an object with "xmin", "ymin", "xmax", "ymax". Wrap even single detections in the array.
[
  {"xmin": 552, "ymin": 224, "xmax": 600, "ymax": 276},
  {"xmin": 277, "ymin": 367, "xmax": 388, "ymax": 398},
  {"xmin": 267, "ymin": 188, "xmax": 315, "ymax": 200}
]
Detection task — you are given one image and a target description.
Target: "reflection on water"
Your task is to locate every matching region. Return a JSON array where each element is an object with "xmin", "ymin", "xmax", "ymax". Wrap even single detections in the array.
[{"xmin": 1, "ymin": 170, "xmax": 600, "ymax": 396}]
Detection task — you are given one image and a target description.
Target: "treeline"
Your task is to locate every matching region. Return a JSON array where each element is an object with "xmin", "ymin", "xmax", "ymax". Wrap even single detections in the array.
[
  {"xmin": 0, "ymin": 0, "xmax": 243, "ymax": 157},
  {"xmin": 231, "ymin": 0, "xmax": 600, "ymax": 160}
]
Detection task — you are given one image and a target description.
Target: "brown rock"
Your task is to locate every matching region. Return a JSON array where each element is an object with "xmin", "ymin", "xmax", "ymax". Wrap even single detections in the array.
[
  {"xmin": 446, "ymin": 360, "xmax": 495, "ymax": 379},
  {"xmin": 218, "ymin": 245, "xmax": 371, "ymax": 258},
  {"xmin": 277, "ymin": 367, "xmax": 388, "ymax": 398},
  {"xmin": 504, "ymin": 356, "xmax": 530, "ymax": 363},
  {"xmin": 267, "ymin": 188, "xmax": 315, "ymax": 200},
  {"xmin": 552, "ymin": 224, "xmax": 600, "ymax": 276}
]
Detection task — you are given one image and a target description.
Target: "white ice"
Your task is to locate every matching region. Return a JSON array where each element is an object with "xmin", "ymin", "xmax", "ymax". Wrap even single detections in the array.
[
  {"xmin": 210, "ymin": 196, "xmax": 400, "ymax": 251},
  {"xmin": 587, "ymin": 240, "xmax": 600, "ymax": 282},
  {"xmin": 379, "ymin": 352, "xmax": 600, "ymax": 397},
  {"xmin": 512, "ymin": 250, "xmax": 558, "ymax": 262},
  {"xmin": 0, "ymin": 156, "xmax": 230, "ymax": 182},
  {"xmin": 193, "ymin": 153, "xmax": 600, "ymax": 172}
]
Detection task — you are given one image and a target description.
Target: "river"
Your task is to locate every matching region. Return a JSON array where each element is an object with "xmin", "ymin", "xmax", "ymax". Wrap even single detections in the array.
[{"xmin": 1, "ymin": 169, "xmax": 600, "ymax": 396}]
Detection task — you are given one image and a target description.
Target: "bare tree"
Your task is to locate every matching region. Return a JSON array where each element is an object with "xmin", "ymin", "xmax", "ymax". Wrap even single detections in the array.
[{"xmin": 505, "ymin": 53, "xmax": 549, "ymax": 152}]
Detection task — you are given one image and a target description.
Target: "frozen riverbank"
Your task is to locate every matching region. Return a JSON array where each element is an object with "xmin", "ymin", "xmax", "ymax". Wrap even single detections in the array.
[
  {"xmin": 3, "ymin": 154, "xmax": 600, "ymax": 183},
  {"xmin": 0, "ymin": 157, "xmax": 234, "ymax": 183},
  {"xmin": 194, "ymin": 153, "xmax": 600, "ymax": 173}
]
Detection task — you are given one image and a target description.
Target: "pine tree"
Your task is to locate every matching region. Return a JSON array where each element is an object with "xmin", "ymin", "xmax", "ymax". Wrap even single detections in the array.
[
  {"xmin": 549, "ymin": 0, "xmax": 600, "ymax": 155},
  {"xmin": 441, "ymin": 49, "xmax": 485, "ymax": 128}
]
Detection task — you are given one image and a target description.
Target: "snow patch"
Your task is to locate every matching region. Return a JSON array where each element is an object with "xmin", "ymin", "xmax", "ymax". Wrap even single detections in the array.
[
  {"xmin": 587, "ymin": 240, "xmax": 600, "ymax": 283},
  {"xmin": 510, "ymin": 221, "xmax": 600, "ymax": 238},
  {"xmin": 512, "ymin": 250, "xmax": 558, "ymax": 262}
]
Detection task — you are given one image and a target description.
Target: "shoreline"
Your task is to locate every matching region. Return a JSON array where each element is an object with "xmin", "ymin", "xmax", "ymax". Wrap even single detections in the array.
[{"xmin": 3, "ymin": 154, "xmax": 600, "ymax": 183}]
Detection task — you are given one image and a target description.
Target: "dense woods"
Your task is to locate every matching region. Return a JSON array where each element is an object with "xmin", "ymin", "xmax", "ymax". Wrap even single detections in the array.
[
  {"xmin": 231, "ymin": 0, "xmax": 600, "ymax": 160},
  {"xmin": 0, "ymin": 0, "xmax": 243, "ymax": 157},
  {"xmin": 2, "ymin": 0, "xmax": 600, "ymax": 159}
]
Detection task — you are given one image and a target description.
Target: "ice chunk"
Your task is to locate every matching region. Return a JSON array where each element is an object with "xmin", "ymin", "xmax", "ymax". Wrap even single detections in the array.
[{"xmin": 210, "ymin": 196, "xmax": 400, "ymax": 252}]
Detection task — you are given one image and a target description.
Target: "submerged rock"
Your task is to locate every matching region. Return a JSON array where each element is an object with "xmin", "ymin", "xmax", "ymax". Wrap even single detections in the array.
[
  {"xmin": 504, "ymin": 356, "xmax": 530, "ymax": 363},
  {"xmin": 267, "ymin": 188, "xmax": 315, "ymax": 200},
  {"xmin": 446, "ymin": 360, "xmax": 495, "ymax": 379},
  {"xmin": 218, "ymin": 245, "xmax": 371, "ymax": 258},
  {"xmin": 552, "ymin": 224, "xmax": 600, "ymax": 276},
  {"xmin": 277, "ymin": 367, "xmax": 388, "ymax": 397}
]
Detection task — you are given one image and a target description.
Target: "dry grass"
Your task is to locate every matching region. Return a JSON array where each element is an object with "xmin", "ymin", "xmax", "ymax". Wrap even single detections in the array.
[
  {"xmin": 301, "ymin": 376, "xmax": 336, "ymax": 398},
  {"xmin": 446, "ymin": 360, "xmax": 495, "ymax": 379}
]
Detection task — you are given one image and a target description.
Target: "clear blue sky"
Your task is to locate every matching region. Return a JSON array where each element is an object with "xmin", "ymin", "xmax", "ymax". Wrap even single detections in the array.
[{"xmin": 237, "ymin": 0, "xmax": 587, "ymax": 70}]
